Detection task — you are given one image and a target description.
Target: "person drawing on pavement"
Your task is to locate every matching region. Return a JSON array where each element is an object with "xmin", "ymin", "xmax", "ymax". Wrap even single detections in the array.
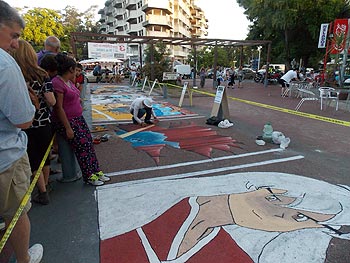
[{"xmin": 130, "ymin": 97, "xmax": 158, "ymax": 126}]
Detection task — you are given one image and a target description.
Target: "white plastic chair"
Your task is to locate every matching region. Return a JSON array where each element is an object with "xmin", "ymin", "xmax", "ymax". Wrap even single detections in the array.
[
  {"xmin": 295, "ymin": 88, "xmax": 318, "ymax": 111},
  {"xmin": 318, "ymin": 87, "xmax": 339, "ymax": 111}
]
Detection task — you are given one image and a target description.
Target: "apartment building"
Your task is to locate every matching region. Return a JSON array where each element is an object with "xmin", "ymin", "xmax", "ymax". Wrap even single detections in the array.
[{"xmin": 98, "ymin": 0, "xmax": 208, "ymax": 63}]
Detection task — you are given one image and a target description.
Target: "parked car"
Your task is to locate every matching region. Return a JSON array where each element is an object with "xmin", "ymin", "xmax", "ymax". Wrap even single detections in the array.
[
  {"xmin": 242, "ymin": 68, "xmax": 256, "ymax": 79},
  {"xmin": 234, "ymin": 67, "xmax": 256, "ymax": 80},
  {"xmin": 86, "ymin": 68, "xmax": 112, "ymax": 83}
]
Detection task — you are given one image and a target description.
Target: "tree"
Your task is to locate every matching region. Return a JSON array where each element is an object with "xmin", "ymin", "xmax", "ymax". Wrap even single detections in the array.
[
  {"xmin": 20, "ymin": 5, "xmax": 100, "ymax": 58},
  {"xmin": 143, "ymin": 43, "xmax": 172, "ymax": 81},
  {"xmin": 22, "ymin": 8, "xmax": 64, "ymax": 51},
  {"xmin": 237, "ymin": 0, "xmax": 348, "ymax": 69}
]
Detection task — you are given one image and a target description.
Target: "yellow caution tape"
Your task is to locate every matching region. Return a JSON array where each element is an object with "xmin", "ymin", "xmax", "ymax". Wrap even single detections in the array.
[
  {"xmin": 160, "ymin": 82, "xmax": 350, "ymax": 127},
  {"xmin": 0, "ymin": 135, "xmax": 55, "ymax": 253}
]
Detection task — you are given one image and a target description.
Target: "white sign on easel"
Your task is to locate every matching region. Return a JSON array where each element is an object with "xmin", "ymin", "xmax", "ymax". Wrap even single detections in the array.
[
  {"xmin": 210, "ymin": 86, "xmax": 230, "ymax": 118},
  {"xmin": 214, "ymin": 86, "xmax": 225, "ymax": 104}
]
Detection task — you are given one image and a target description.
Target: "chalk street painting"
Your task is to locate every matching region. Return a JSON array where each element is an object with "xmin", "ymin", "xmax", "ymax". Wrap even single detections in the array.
[
  {"xmin": 97, "ymin": 172, "xmax": 350, "ymax": 263},
  {"xmin": 90, "ymin": 86, "xmax": 197, "ymax": 123},
  {"xmin": 116, "ymin": 123, "xmax": 241, "ymax": 164}
]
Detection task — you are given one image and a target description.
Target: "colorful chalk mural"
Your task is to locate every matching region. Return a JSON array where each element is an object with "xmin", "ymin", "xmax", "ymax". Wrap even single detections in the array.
[
  {"xmin": 90, "ymin": 85, "xmax": 197, "ymax": 123},
  {"xmin": 116, "ymin": 123, "xmax": 241, "ymax": 164},
  {"xmin": 97, "ymin": 172, "xmax": 350, "ymax": 263}
]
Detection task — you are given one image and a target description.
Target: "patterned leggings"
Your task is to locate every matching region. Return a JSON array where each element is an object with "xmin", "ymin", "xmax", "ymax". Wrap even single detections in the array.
[{"xmin": 53, "ymin": 116, "xmax": 99, "ymax": 181}]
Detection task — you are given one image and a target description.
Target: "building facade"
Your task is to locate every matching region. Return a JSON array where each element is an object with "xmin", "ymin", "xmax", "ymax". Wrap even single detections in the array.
[{"xmin": 98, "ymin": 0, "xmax": 208, "ymax": 63}]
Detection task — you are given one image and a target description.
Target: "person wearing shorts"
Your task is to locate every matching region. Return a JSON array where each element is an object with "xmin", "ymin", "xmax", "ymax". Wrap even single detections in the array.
[{"xmin": 0, "ymin": 1, "xmax": 43, "ymax": 262}]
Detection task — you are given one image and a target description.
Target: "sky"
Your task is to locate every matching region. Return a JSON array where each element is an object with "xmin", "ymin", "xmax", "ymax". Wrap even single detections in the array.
[{"xmin": 6, "ymin": 0, "xmax": 250, "ymax": 40}]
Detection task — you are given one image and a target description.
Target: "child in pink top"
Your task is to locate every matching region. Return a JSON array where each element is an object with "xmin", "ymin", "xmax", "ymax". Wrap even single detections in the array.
[{"xmin": 52, "ymin": 53, "xmax": 110, "ymax": 186}]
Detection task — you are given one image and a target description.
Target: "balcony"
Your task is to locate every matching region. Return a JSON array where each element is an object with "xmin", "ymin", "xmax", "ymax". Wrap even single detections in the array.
[
  {"xmin": 126, "ymin": 23, "xmax": 142, "ymax": 34},
  {"xmin": 116, "ymin": 21, "xmax": 127, "ymax": 31},
  {"xmin": 107, "ymin": 17, "xmax": 115, "ymax": 25},
  {"xmin": 191, "ymin": 10, "xmax": 201, "ymax": 19},
  {"xmin": 126, "ymin": 9, "xmax": 139, "ymax": 23},
  {"xmin": 99, "ymin": 25, "xmax": 108, "ymax": 33},
  {"xmin": 143, "ymin": 16, "xmax": 172, "ymax": 29},
  {"xmin": 108, "ymin": 27, "xmax": 116, "ymax": 34},
  {"xmin": 145, "ymin": 30, "xmax": 170, "ymax": 37},
  {"xmin": 126, "ymin": 0, "xmax": 137, "ymax": 10},
  {"xmin": 113, "ymin": 9, "xmax": 126, "ymax": 18},
  {"xmin": 113, "ymin": 1, "xmax": 123, "ymax": 8},
  {"xmin": 105, "ymin": 0, "xmax": 112, "ymax": 6},
  {"xmin": 142, "ymin": 0, "xmax": 172, "ymax": 14},
  {"xmin": 192, "ymin": 23, "xmax": 200, "ymax": 28},
  {"xmin": 106, "ymin": 7, "xmax": 115, "ymax": 16}
]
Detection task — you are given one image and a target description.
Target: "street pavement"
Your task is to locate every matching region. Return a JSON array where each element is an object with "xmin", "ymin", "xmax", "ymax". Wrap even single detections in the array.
[{"xmin": 1, "ymin": 77, "xmax": 350, "ymax": 263}]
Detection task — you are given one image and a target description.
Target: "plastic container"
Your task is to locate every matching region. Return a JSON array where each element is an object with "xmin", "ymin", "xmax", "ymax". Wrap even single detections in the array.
[{"xmin": 262, "ymin": 122, "xmax": 273, "ymax": 143}]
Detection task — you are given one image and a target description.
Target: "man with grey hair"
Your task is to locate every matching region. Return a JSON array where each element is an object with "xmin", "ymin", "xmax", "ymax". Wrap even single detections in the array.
[
  {"xmin": 37, "ymin": 36, "xmax": 61, "ymax": 65},
  {"xmin": 0, "ymin": 1, "xmax": 43, "ymax": 262}
]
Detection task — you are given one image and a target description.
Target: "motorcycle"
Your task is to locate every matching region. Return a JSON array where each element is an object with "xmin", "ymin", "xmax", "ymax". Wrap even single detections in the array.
[{"xmin": 254, "ymin": 70, "xmax": 282, "ymax": 84}]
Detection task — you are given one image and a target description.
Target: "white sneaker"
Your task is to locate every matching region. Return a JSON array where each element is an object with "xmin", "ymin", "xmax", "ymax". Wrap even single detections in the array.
[
  {"xmin": 96, "ymin": 171, "xmax": 111, "ymax": 182},
  {"xmin": 28, "ymin": 244, "xmax": 43, "ymax": 263},
  {"xmin": 87, "ymin": 174, "xmax": 104, "ymax": 186}
]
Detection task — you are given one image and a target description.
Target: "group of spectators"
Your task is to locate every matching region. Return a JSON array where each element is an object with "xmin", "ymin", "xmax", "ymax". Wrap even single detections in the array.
[
  {"xmin": 199, "ymin": 66, "xmax": 244, "ymax": 89},
  {"xmin": 0, "ymin": 1, "xmax": 110, "ymax": 262},
  {"xmin": 92, "ymin": 62, "xmax": 137, "ymax": 84}
]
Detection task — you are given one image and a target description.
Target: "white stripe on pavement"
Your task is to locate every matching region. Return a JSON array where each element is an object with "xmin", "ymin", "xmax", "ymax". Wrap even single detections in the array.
[
  {"xmin": 106, "ymin": 148, "xmax": 284, "ymax": 177},
  {"xmin": 99, "ymin": 155, "xmax": 304, "ymax": 189}
]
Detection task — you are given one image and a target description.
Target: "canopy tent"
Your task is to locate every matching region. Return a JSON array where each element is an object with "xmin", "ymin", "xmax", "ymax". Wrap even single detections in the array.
[{"xmin": 79, "ymin": 58, "xmax": 123, "ymax": 64}]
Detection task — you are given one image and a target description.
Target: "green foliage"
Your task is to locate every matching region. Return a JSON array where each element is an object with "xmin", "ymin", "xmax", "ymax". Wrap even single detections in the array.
[
  {"xmin": 143, "ymin": 43, "xmax": 172, "ymax": 80},
  {"xmin": 187, "ymin": 46, "xmax": 241, "ymax": 70},
  {"xmin": 20, "ymin": 5, "xmax": 99, "ymax": 58},
  {"xmin": 22, "ymin": 8, "xmax": 64, "ymax": 51},
  {"xmin": 237, "ymin": 0, "xmax": 349, "ymax": 69}
]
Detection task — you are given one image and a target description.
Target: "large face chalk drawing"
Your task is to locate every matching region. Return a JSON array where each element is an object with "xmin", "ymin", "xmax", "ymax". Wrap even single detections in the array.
[{"xmin": 97, "ymin": 172, "xmax": 350, "ymax": 263}]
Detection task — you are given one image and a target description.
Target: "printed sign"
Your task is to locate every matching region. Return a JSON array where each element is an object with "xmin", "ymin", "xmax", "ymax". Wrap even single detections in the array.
[
  {"xmin": 88, "ymin": 42, "xmax": 127, "ymax": 59},
  {"xmin": 331, "ymin": 19, "xmax": 349, "ymax": 54},
  {"xmin": 162, "ymin": 72, "xmax": 178, "ymax": 81},
  {"xmin": 214, "ymin": 86, "xmax": 225, "ymax": 104},
  {"xmin": 318, "ymin": 23, "xmax": 329, "ymax": 48}
]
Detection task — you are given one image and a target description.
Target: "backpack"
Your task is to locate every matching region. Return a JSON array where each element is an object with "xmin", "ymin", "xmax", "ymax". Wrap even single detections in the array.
[{"xmin": 206, "ymin": 116, "xmax": 222, "ymax": 126}]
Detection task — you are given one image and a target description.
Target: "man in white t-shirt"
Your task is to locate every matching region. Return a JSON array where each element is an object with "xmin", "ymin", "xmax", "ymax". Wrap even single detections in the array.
[
  {"xmin": 130, "ymin": 98, "xmax": 158, "ymax": 126},
  {"xmin": 278, "ymin": 68, "xmax": 299, "ymax": 96}
]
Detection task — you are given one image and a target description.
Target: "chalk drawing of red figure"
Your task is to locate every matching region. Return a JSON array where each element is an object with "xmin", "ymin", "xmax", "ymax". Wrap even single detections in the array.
[{"xmin": 98, "ymin": 172, "xmax": 350, "ymax": 263}]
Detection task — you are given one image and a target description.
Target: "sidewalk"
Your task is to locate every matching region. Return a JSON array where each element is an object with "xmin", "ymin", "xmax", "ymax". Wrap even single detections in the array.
[
  {"xmin": 1, "ymin": 77, "xmax": 349, "ymax": 263},
  {"xmin": 181, "ymin": 77, "xmax": 350, "ymax": 123}
]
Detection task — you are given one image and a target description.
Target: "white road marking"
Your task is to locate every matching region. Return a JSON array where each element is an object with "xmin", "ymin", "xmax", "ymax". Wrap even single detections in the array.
[
  {"xmin": 99, "ymin": 155, "xmax": 304, "ymax": 189},
  {"xmin": 106, "ymin": 148, "xmax": 284, "ymax": 177}
]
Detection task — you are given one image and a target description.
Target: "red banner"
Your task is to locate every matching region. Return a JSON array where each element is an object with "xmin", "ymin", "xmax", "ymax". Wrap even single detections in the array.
[{"xmin": 331, "ymin": 19, "xmax": 349, "ymax": 54}]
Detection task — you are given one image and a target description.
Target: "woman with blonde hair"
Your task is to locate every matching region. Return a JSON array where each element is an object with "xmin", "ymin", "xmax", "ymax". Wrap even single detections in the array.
[{"xmin": 10, "ymin": 39, "xmax": 56, "ymax": 205}]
